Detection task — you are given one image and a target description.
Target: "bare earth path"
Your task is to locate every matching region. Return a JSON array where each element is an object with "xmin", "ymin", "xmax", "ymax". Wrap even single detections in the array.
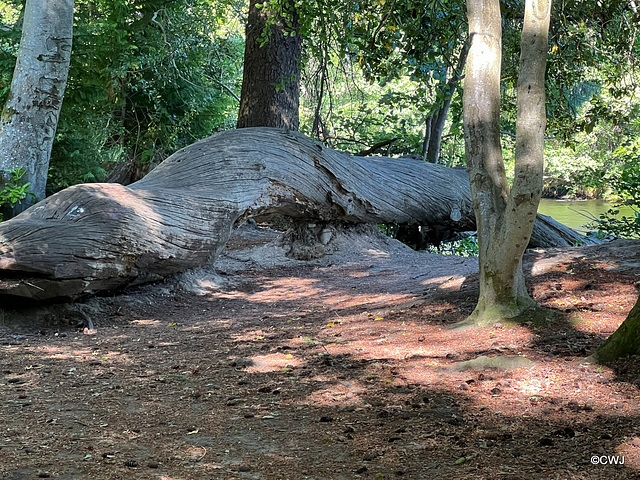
[{"xmin": 1, "ymin": 227, "xmax": 640, "ymax": 480}]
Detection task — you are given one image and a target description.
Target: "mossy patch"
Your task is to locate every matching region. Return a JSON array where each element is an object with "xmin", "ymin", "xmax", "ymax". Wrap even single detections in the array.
[{"xmin": 452, "ymin": 305, "xmax": 558, "ymax": 330}]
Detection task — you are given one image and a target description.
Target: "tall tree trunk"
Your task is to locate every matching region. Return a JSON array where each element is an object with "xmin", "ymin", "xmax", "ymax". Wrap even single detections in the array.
[
  {"xmin": 0, "ymin": 0, "xmax": 74, "ymax": 218},
  {"xmin": 463, "ymin": 0, "xmax": 552, "ymax": 325},
  {"xmin": 236, "ymin": 0, "xmax": 302, "ymax": 130},
  {"xmin": 591, "ymin": 294, "xmax": 640, "ymax": 363},
  {"xmin": 424, "ymin": 42, "xmax": 469, "ymax": 164}
]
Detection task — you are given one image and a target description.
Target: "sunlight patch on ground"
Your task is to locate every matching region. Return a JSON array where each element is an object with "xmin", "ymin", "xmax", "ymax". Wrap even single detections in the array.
[
  {"xmin": 232, "ymin": 329, "xmax": 272, "ymax": 342},
  {"xmin": 244, "ymin": 353, "xmax": 303, "ymax": 373},
  {"xmin": 34, "ymin": 343, "xmax": 134, "ymax": 366},
  {"xmin": 617, "ymin": 438, "xmax": 640, "ymax": 469},
  {"xmin": 301, "ymin": 380, "xmax": 366, "ymax": 406},
  {"xmin": 320, "ymin": 319, "xmax": 532, "ymax": 361},
  {"xmin": 420, "ymin": 275, "xmax": 466, "ymax": 292},
  {"xmin": 423, "ymin": 361, "xmax": 640, "ymax": 419},
  {"xmin": 131, "ymin": 319, "xmax": 163, "ymax": 326},
  {"xmin": 533, "ymin": 276, "xmax": 635, "ymax": 336},
  {"xmin": 294, "ymin": 309, "xmax": 640, "ymax": 420},
  {"xmin": 364, "ymin": 248, "xmax": 390, "ymax": 258},
  {"xmin": 530, "ymin": 257, "xmax": 581, "ymax": 275},
  {"xmin": 215, "ymin": 274, "xmax": 415, "ymax": 310}
]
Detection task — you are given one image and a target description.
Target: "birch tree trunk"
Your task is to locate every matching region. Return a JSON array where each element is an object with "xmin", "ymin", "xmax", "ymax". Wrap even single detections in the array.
[
  {"xmin": 0, "ymin": 0, "xmax": 74, "ymax": 217},
  {"xmin": 463, "ymin": 0, "xmax": 552, "ymax": 325}
]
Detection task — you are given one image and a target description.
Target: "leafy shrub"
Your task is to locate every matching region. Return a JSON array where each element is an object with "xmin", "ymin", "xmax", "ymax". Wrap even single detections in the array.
[
  {"xmin": 0, "ymin": 168, "xmax": 35, "ymax": 221},
  {"xmin": 592, "ymin": 143, "xmax": 640, "ymax": 237},
  {"xmin": 427, "ymin": 236, "xmax": 479, "ymax": 257}
]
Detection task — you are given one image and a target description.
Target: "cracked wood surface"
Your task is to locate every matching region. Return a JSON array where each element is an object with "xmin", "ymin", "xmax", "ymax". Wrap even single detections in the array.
[{"xmin": 0, "ymin": 128, "xmax": 586, "ymax": 301}]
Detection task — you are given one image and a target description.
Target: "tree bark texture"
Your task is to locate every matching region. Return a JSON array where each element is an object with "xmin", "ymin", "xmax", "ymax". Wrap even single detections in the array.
[
  {"xmin": 423, "ymin": 42, "xmax": 469, "ymax": 164},
  {"xmin": 592, "ymin": 294, "xmax": 640, "ymax": 363},
  {"xmin": 0, "ymin": 127, "xmax": 584, "ymax": 301},
  {"xmin": 236, "ymin": 0, "xmax": 301, "ymax": 130},
  {"xmin": 0, "ymin": 0, "xmax": 73, "ymax": 216},
  {"xmin": 463, "ymin": 0, "xmax": 551, "ymax": 323}
]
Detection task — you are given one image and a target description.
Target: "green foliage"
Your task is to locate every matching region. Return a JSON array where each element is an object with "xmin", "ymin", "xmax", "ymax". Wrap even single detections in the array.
[
  {"xmin": 296, "ymin": 0, "xmax": 638, "ymax": 175},
  {"xmin": 49, "ymin": 0, "xmax": 244, "ymax": 192},
  {"xmin": 379, "ymin": 224, "xmax": 478, "ymax": 256},
  {"xmin": 0, "ymin": 0, "xmax": 637, "ymax": 202},
  {"xmin": 0, "ymin": 167, "xmax": 35, "ymax": 221},
  {"xmin": 0, "ymin": 0, "xmax": 245, "ymax": 193},
  {"xmin": 427, "ymin": 236, "xmax": 478, "ymax": 257},
  {"xmin": 591, "ymin": 143, "xmax": 640, "ymax": 238},
  {"xmin": 297, "ymin": 0, "xmax": 468, "ymax": 160}
]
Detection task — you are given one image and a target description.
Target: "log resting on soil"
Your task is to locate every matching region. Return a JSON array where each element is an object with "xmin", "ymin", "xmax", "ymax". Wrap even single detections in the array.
[{"xmin": 0, "ymin": 127, "xmax": 590, "ymax": 300}]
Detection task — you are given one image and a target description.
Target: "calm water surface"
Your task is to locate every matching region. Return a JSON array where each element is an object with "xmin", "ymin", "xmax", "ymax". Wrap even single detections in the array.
[{"xmin": 538, "ymin": 198, "xmax": 636, "ymax": 233}]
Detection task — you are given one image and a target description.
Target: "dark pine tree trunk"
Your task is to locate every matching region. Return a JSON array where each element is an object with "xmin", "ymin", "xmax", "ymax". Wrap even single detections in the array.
[{"xmin": 237, "ymin": 0, "xmax": 302, "ymax": 130}]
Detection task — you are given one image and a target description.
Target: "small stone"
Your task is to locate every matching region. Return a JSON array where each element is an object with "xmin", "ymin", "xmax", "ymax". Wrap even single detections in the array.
[
  {"xmin": 238, "ymin": 465, "xmax": 251, "ymax": 472},
  {"xmin": 37, "ymin": 471, "xmax": 51, "ymax": 478},
  {"xmin": 319, "ymin": 416, "xmax": 333, "ymax": 423},
  {"xmin": 539, "ymin": 437, "xmax": 553, "ymax": 446},
  {"xmin": 559, "ymin": 427, "xmax": 575, "ymax": 438},
  {"xmin": 147, "ymin": 461, "xmax": 159, "ymax": 469}
]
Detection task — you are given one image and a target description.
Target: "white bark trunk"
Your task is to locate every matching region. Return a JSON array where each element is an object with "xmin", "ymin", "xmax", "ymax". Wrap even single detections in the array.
[
  {"xmin": 0, "ymin": 0, "xmax": 74, "ymax": 215},
  {"xmin": 463, "ymin": 0, "xmax": 552, "ymax": 323}
]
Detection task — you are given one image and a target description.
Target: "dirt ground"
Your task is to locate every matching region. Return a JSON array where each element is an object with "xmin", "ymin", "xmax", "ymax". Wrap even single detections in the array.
[{"xmin": 1, "ymin": 227, "xmax": 640, "ymax": 480}]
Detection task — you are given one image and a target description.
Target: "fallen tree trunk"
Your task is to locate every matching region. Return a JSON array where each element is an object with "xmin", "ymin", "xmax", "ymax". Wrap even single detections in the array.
[{"xmin": 0, "ymin": 127, "xmax": 590, "ymax": 300}]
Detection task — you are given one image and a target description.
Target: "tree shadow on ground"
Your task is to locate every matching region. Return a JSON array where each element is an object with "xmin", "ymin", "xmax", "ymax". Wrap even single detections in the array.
[{"xmin": 1, "ymin": 240, "xmax": 639, "ymax": 478}]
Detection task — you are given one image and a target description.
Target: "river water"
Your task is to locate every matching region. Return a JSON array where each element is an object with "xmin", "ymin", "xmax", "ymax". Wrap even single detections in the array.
[{"xmin": 538, "ymin": 198, "xmax": 636, "ymax": 233}]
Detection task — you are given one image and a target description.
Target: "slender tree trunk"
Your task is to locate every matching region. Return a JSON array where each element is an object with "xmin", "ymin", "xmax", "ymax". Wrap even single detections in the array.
[
  {"xmin": 0, "ymin": 0, "xmax": 74, "ymax": 217},
  {"xmin": 463, "ymin": 0, "xmax": 552, "ymax": 325},
  {"xmin": 237, "ymin": 0, "xmax": 302, "ymax": 130},
  {"xmin": 591, "ymin": 294, "xmax": 640, "ymax": 363},
  {"xmin": 424, "ymin": 42, "xmax": 469, "ymax": 164},
  {"xmin": 421, "ymin": 115, "xmax": 432, "ymax": 162}
]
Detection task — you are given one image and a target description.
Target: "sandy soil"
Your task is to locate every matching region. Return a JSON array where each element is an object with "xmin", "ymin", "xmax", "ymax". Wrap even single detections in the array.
[{"xmin": 1, "ymin": 227, "xmax": 639, "ymax": 480}]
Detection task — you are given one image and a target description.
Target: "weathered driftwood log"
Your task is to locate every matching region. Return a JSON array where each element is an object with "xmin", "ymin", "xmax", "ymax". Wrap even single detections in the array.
[{"xmin": 0, "ymin": 127, "xmax": 589, "ymax": 301}]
